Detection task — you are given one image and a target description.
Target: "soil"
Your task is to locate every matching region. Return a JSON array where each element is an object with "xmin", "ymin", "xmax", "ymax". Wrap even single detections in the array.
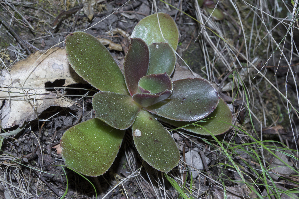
[{"xmin": 0, "ymin": 0, "xmax": 298, "ymax": 199}]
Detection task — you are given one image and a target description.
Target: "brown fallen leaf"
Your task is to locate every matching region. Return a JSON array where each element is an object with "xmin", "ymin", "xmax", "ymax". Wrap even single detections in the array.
[
  {"xmin": 106, "ymin": 28, "xmax": 130, "ymax": 38},
  {"xmin": 106, "ymin": 28, "xmax": 130, "ymax": 53},
  {"xmin": 53, "ymin": 144, "xmax": 62, "ymax": 155},
  {"xmin": 262, "ymin": 125, "xmax": 287, "ymax": 135},
  {"xmin": 97, "ymin": 38, "xmax": 123, "ymax": 51},
  {"xmin": 171, "ymin": 64, "xmax": 202, "ymax": 81},
  {"xmin": 83, "ymin": 0, "xmax": 96, "ymax": 20},
  {"xmin": 262, "ymin": 125, "xmax": 295, "ymax": 144},
  {"xmin": 52, "ymin": 4, "xmax": 83, "ymax": 28},
  {"xmin": 0, "ymin": 47, "xmax": 82, "ymax": 128}
]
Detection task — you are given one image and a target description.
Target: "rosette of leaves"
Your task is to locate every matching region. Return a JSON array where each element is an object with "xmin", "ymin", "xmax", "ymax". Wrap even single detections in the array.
[{"xmin": 61, "ymin": 13, "xmax": 232, "ymax": 177}]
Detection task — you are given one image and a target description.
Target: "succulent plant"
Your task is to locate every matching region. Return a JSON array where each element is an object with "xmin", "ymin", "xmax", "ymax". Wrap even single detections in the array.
[{"xmin": 61, "ymin": 13, "xmax": 232, "ymax": 177}]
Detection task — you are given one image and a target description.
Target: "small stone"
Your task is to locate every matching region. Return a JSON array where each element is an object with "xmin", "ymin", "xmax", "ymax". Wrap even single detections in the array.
[
  {"xmin": 172, "ymin": 133, "xmax": 181, "ymax": 141},
  {"xmin": 184, "ymin": 150, "xmax": 210, "ymax": 179}
]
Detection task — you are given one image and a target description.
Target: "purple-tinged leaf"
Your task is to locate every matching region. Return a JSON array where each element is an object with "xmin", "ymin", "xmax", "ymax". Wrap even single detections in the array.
[
  {"xmin": 138, "ymin": 86, "xmax": 151, "ymax": 93},
  {"xmin": 124, "ymin": 38, "xmax": 149, "ymax": 96},
  {"xmin": 132, "ymin": 110, "xmax": 179, "ymax": 172},
  {"xmin": 65, "ymin": 32, "xmax": 128, "ymax": 94},
  {"xmin": 93, "ymin": 91, "xmax": 140, "ymax": 130},
  {"xmin": 159, "ymin": 98, "xmax": 232, "ymax": 135},
  {"xmin": 138, "ymin": 73, "xmax": 172, "ymax": 94},
  {"xmin": 61, "ymin": 118, "xmax": 125, "ymax": 177},
  {"xmin": 131, "ymin": 13, "xmax": 179, "ymax": 51},
  {"xmin": 147, "ymin": 43, "xmax": 176, "ymax": 75},
  {"xmin": 203, "ymin": 0, "xmax": 216, "ymax": 8},
  {"xmin": 147, "ymin": 78, "xmax": 219, "ymax": 121},
  {"xmin": 133, "ymin": 90, "xmax": 172, "ymax": 107}
]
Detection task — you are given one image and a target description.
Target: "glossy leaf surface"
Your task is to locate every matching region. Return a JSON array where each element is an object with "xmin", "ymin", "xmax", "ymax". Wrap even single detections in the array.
[
  {"xmin": 138, "ymin": 73, "xmax": 172, "ymax": 94},
  {"xmin": 147, "ymin": 43, "xmax": 176, "ymax": 75},
  {"xmin": 93, "ymin": 91, "xmax": 140, "ymax": 130},
  {"xmin": 148, "ymin": 78, "xmax": 219, "ymax": 121},
  {"xmin": 65, "ymin": 32, "xmax": 127, "ymax": 94},
  {"xmin": 124, "ymin": 38, "xmax": 149, "ymax": 96},
  {"xmin": 132, "ymin": 110, "xmax": 179, "ymax": 172},
  {"xmin": 131, "ymin": 13, "xmax": 179, "ymax": 50},
  {"xmin": 61, "ymin": 118, "xmax": 125, "ymax": 176},
  {"xmin": 133, "ymin": 90, "xmax": 172, "ymax": 107},
  {"xmin": 161, "ymin": 98, "xmax": 232, "ymax": 135}
]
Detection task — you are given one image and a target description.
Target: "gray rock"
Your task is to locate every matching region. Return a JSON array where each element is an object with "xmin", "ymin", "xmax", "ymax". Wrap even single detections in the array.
[
  {"xmin": 185, "ymin": 150, "xmax": 210, "ymax": 179},
  {"xmin": 269, "ymin": 150, "xmax": 295, "ymax": 180}
]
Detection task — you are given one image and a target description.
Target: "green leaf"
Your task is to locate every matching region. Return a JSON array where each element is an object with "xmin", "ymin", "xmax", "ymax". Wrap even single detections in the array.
[
  {"xmin": 132, "ymin": 110, "xmax": 180, "ymax": 172},
  {"xmin": 133, "ymin": 73, "xmax": 173, "ymax": 107},
  {"xmin": 197, "ymin": 0, "xmax": 204, "ymax": 7},
  {"xmin": 93, "ymin": 91, "xmax": 140, "ymax": 130},
  {"xmin": 161, "ymin": 98, "xmax": 232, "ymax": 135},
  {"xmin": 131, "ymin": 13, "xmax": 179, "ymax": 51},
  {"xmin": 138, "ymin": 73, "xmax": 172, "ymax": 94},
  {"xmin": 206, "ymin": 8, "xmax": 224, "ymax": 20},
  {"xmin": 124, "ymin": 38, "xmax": 149, "ymax": 96},
  {"xmin": 60, "ymin": 118, "xmax": 125, "ymax": 176},
  {"xmin": 147, "ymin": 43, "xmax": 176, "ymax": 75},
  {"xmin": 165, "ymin": 174, "xmax": 193, "ymax": 199},
  {"xmin": 65, "ymin": 32, "xmax": 128, "ymax": 94},
  {"xmin": 133, "ymin": 90, "xmax": 172, "ymax": 107},
  {"xmin": 148, "ymin": 78, "xmax": 219, "ymax": 121}
]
